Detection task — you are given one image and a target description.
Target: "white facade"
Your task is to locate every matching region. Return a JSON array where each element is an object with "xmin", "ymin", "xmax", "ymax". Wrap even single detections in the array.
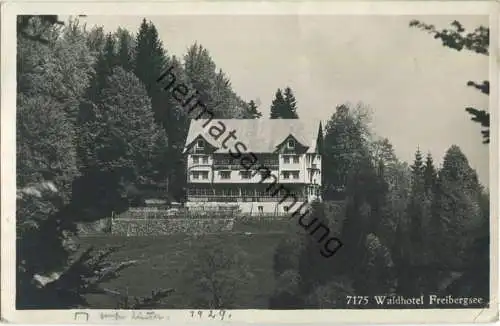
[{"xmin": 184, "ymin": 119, "xmax": 323, "ymax": 215}]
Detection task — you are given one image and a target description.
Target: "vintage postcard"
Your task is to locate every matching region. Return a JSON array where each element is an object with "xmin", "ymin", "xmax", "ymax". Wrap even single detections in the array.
[{"xmin": 1, "ymin": 0, "xmax": 498, "ymax": 324}]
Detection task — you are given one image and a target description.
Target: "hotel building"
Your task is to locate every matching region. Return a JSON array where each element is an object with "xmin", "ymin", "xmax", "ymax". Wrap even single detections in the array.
[{"xmin": 183, "ymin": 119, "xmax": 323, "ymax": 214}]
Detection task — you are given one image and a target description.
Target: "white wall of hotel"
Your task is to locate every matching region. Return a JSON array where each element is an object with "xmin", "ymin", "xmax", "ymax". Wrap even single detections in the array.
[
  {"xmin": 186, "ymin": 154, "xmax": 322, "ymax": 185},
  {"xmin": 185, "ymin": 200, "xmax": 315, "ymax": 215}
]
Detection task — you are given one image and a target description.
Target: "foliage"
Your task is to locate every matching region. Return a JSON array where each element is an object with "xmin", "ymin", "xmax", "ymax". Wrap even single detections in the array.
[
  {"xmin": 75, "ymin": 67, "xmax": 168, "ymax": 219},
  {"xmin": 270, "ymin": 87, "xmax": 299, "ymax": 119},
  {"xmin": 322, "ymin": 103, "xmax": 373, "ymax": 198},
  {"xmin": 182, "ymin": 237, "xmax": 254, "ymax": 309},
  {"xmin": 269, "ymin": 269, "xmax": 302, "ymax": 309},
  {"xmin": 117, "ymin": 289, "xmax": 175, "ymax": 309},
  {"xmin": 304, "ymin": 277, "xmax": 355, "ymax": 309},
  {"xmin": 16, "ymin": 182, "xmax": 133, "ymax": 309},
  {"xmin": 272, "ymin": 101, "xmax": 488, "ymax": 307},
  {"xmin": 16, "ymin": 16, "xmax": 172, "ymax": 309},
  {"xmin": 247, "ymin": 100, "xmax": 263, "ymax": 119},
  {"xmin": 17, "ymin": 95, "xmax": 79, "ymax": 202},
  {"xmin": 409, "ymin": 19, "xmax": 489, "ymax": 143},
  {"xmin": 272, "ymin": 231, "xmax": 303, "ymax": 278},
  {"xmin": 17, "ymin": 15, "xmax": 64, "ymax": 43}
]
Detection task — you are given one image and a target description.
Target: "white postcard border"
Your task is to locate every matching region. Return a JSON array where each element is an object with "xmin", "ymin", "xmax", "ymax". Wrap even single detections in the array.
[{"xmin": 1, "ymin": 1, "xmax": 498, "ymax": 324}]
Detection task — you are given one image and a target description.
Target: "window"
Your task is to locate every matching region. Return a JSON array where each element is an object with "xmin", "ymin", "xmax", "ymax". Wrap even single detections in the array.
[
  {"xmin": 192, "ymin": 171, "xmax": 200, "ymax": 180},
  {"xmin": 220, "ymin": 171, "xmax": 231, "ymax": 179},
  {"xmin": 193, "ymin": 156, "xmax": 199, "ymax": 164},
  {"xmin": 201, "ymin": 171, "xmax": 209, "ymax": 180},
  {"xmin": 291, "ymin": 171, "xmax": 299, "ymax": 179},
  {"xmin": 258, "ymin": 206, "xmax": 264, "ymax": 213},
  {"xmin": 196, "ymin": 139, "xmax": 205, "ymax": 149},
  {"xmin": 287, "ymin": 139, "xmax": 295, "ymax": 149},
  {"xmin": 283, "ymin": 155, "xmax": 290, "ymax": 164},
  {"xmin": 283, "ymin": 206, "xmax": 289, "ymax": 212},
  {"xmin": 292, "ymin": 155, "xmax": 299, "ymax": 164},
  {"xmin": 202, "ymin": 156, "xmax": 209, "ymax": 164},
  {"xmin": 282, "ymin": 171, "xmax": 290, "ymax": 179},
  {"xmin": 241, "ymin": 171, "xmax": 252, "ymax": 179}
]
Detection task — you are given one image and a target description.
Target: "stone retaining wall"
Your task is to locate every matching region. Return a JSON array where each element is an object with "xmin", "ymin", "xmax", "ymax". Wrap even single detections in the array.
[
  {"xmin": 77, "ymin": 218, "xmax": 112, "ymax": 236},
  {"xmin": 111, "ymin": 218, "xmax": 235, "ymax": 236}
]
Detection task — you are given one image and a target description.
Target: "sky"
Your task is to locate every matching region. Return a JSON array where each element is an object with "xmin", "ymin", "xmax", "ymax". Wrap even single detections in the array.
[{"xmin": 75, "ymin": 14, "xmax": 489, "ymax": 186}]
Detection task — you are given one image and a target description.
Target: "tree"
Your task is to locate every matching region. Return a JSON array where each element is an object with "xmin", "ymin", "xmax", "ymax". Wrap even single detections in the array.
[
  {"xmin": 17, "ymin": 15, "xmax": 63, "ymax": 44},
  {"xmin": 395, "ymin": 148, "xmax": 432, "ymax": 295},
  {"xmin": 322, "ymin": 103, "xmax": 373, "ymax": 199},
  {"xmin": 17, "ymin": 182, "xmax": 173, "ymax": 309},
  {"xmin": 269, "ymin": 270, "xmax": 303, "ymax": 309},
  {"xmin": 247, "ymin": 100, "xmax": 262, "ymax": 119},
  {"xmin": 423, "ymin": 152, "xmax": 437, "ymax": 193},
  {"xmin": 283, "ymin": 87, "xmax": 299, "ymax": 118},
  {"xmin": 270, "ymin": 89, "xmax": 286, "ymax": 119},
  {"xmin": 17, "ymin": 95, "xmax": 78, "ymax": 202},
  {"xmin": 409, "ymin": 20, "xmax": 489, "ymax": 143},
  {"xmin": 433, "ymin": 145, "xmax": 483, "ymax": 269},
  {"xmin": 17, "ymin": 18, "xmax": 94, "ymax": 124},
  {"xmin": 134, "ymin": 19, "xmax": 168, "ymax": 125},
  {"xmin": 183, "ymin": 237, "xmax": 253, "ymax": 309},
  {"xmin": 16, "ymin": 16, "xmax": 171, "ymax": 309},
  {"xmin": 304, "ymin": 277, "xmax": 355, "ymax": 309},
  {"xmin": 182, "ymin": 43, "xmax": 251, "ymax": 119},
  {"xmin": 75, "ymin": 67, "xmax": 168, "ymax": 218},
  {"xmin": 270, "ymin": 88, "xmax": 299, "ymax": 119},
  {"xmin": 86, "ymin": 25, "xmax": 106, "ymax": 54},
  {"xmin": 116, "ymin": 28, "xmax": 135, "ymax": 71},
  {"xmin": 337, "ymin": 157, "xmax": 388, "ymax": 293},
  {"xmin": 370, "ymin": 138, "xmax": 398, "ymax": 168}
]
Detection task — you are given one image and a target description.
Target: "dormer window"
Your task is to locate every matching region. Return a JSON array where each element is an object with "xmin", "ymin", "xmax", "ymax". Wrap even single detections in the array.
[
  {"xmin": 196, "ymin": 139, "xmax": 205, "ymax": 149},
  {"xmin": 287, "ymin": 139, "xmax": 295, "ymax": 149}
]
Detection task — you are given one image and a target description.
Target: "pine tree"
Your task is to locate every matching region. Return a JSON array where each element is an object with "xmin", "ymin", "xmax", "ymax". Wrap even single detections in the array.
[
  {"xmin": 410, "ymin": 147, "xmax": 425, "ymax": 178},
  {"xmin": 270, "ymin": 88, "xmax": 298, "ymax": 119},
  {"xmin": 247, "ymin": 100, "xmax": 262, "ymax": 119},
  {"xmin": 133, "ymin": 19, "xmax": 176, "ymax": 197},
  {"xmin": 423, "ymin": 152, "xmax": 437, "ymax": 193},
  {"xmin": 431, "ymin": 145, "xmax": 483, "ymax": 275},
  {"xmin": 283, "ymin": 86, "xmax": 299, "ymax": 118},
  {"xmin": 395, "ymin": 148, "xmax": 431, "ymax": 295},
  {"xmin": 116, "ymin": 28, "xmax": 134, "ymax": 71}
]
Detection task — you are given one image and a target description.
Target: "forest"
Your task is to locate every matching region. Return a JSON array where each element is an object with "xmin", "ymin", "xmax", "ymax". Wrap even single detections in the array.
[{"xmin": 16, "ymin": 16, "xmax": 490, "ymax": 309}]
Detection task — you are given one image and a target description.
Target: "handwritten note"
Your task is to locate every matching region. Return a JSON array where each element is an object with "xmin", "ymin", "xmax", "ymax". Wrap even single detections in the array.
[
  {"xmin": 190, "ymin": 310, "xmax": 232, "ymax": 321},
  {"xmin": 73, "ymin": 311, "xmax": 169, "ymax": 322},
  {"xmin": 74, "ymin": 312, "xmax": 89, "ymax": 321},
  {"xmin": 73, "ymin": 310, "xmax": 233, "ymax": 322}
]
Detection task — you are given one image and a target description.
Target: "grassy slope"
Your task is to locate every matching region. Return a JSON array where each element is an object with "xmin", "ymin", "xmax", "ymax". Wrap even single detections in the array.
[{"xmin": 80, "ymin": 231, "xmax": 289, "ymax": 309}]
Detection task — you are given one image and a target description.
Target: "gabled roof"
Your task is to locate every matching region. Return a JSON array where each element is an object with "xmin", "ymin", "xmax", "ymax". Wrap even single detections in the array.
[{"xmin": 184, "ymin": 119, "xmax": 322, "ymax": 153}]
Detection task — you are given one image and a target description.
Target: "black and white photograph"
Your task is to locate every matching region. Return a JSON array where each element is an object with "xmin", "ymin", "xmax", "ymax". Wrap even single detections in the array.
[{"xmin": 2, "ymin": 1, "xmax": 498, "ymax": 324}]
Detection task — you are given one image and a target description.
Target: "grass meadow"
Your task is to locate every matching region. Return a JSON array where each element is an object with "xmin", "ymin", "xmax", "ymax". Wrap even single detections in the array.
[{"xmin": 80, "ymin": 218, "xmax": 297, "ymax": 308}]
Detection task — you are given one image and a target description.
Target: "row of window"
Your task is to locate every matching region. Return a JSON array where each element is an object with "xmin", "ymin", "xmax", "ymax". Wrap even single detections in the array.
[
  {"xmin": 282, "ymin": 155, "xmax": 300, "ymax": 164},
  {"xmin": 191, "ymin": 170, "xmax": 301, "ymax": 180},
  {"xmin": 187, "ymin": 187, "xmax": 308, "ymax": 197},
  {"xmin": 192, "ymin": 171, "xmax": 209, "ymax": 180},
  {"xmin": 192, "ymin": 155, "xmax": 209, "ymax": 164},
  {"xmin": 192, "ymin": 155, "xmax": 302, "ymax": 165},
  {"xmin": 196, "ymin": 138, "xmax": 296, "ymax": 150}
]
